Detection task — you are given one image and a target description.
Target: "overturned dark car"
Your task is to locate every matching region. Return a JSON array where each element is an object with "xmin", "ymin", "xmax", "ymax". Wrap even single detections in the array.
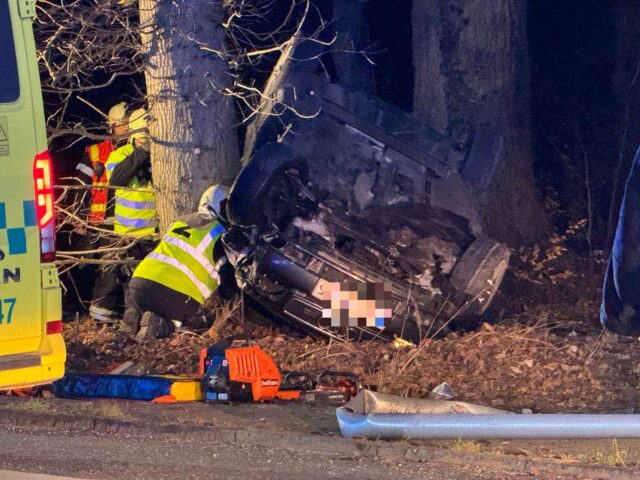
[{"xmin": 222, "ymin": 83, "xmax": 511, "ymax": 343}]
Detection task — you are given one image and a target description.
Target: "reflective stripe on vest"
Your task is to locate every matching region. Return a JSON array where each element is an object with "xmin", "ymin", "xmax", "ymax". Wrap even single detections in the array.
[
  {"xmin": 163, "ymin": 235, "xmax": 219, "ymax": 280},
  {"xmin": 146, "ymin": 252, "xmax": 212, "ymax": 299},
  {"xmin": 87, "ymin": 140, "xmax": 113, "ymax": 164},
  {"xmin": 196, "ymin": 224, "xmax": 226, "ymax": 255},
  {"xmin": 116, "ymin": 197, "xmax": 157, "ymax": 210},
  {"xmin": 133, "ymin": 219, "xmax": 225, "ymax": 303},
  {"xmin": 106, "ymin": 144, "xmax": 157, "ymax": 237},
  {"xmin": 76, "ymin": 163, "xmax": 94, "ymax": 177},
  {"xmin": 85, "ymin": 141, "xmax": 113, "ymax": 224},
  {"xmin": 90, "ymin": 203, "xmax": 107, "ymax": 213},
  {"xmin": 88, "ymin": 144, "xmax": 99, "ymax": 162},
  {"xmin": 115, "ymin": 215, "xmax": 158, "ymax": 229}
]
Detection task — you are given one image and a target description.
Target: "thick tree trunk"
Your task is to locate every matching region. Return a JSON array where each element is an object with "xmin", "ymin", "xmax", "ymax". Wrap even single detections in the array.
[
  {"xmin": 412, "ymin": 0, "xmax": 546, "ymax": 245},
  {"xmin": 139, "ymin": 0, "xmax": 239, "ymax": 232}
]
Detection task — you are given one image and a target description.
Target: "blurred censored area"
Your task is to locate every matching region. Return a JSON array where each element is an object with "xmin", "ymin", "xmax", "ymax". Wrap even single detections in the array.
[{"xmin": 318, "ymin": 280, "xmax": 393, "ymax": 328}]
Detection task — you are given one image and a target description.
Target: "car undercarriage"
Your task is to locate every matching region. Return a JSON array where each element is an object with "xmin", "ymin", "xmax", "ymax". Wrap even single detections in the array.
[{"xmin": 222, "ymin": 81, "xmax": 511, "ymax": 343}]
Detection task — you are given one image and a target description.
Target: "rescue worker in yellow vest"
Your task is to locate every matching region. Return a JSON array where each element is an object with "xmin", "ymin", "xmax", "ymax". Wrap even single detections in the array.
[
  {"xmin": 74, "ymin": 102, "xmax": 128, "ymax": 225},
  {"xmin": 122, "ymin": 185, "xmax": 236, "ymax": 340},
  {"xmin": 105, "ymin": 107, "xmax": 157, "ymax": 237},
  {"xmin": 89, "ymin": 108, "xmax": 158, "ymax": 322}
]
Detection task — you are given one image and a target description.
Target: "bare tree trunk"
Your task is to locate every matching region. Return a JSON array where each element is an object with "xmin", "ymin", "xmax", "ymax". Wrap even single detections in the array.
[
  {"xmin": 139, "ymin": 0, "xmax": 240, "ymax": 231},
  {"xmin": 412, "ymin": 0, "xmax": 547, "ymax": 245}
]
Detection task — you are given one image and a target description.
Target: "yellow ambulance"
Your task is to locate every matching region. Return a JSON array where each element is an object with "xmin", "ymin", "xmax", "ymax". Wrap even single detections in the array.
[{"xmin": 0, "ymin": 0, "xmax": 66, "ymax": 388}]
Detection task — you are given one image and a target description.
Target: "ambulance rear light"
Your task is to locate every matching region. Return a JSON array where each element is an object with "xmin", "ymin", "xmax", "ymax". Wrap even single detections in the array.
[
  {"xmin": 46, "ymin": 320, "xmax": 62, "ymax": 335},
  {"xmin": 33, "ymin": 151, "xmax": 56, "ymax": 263}
]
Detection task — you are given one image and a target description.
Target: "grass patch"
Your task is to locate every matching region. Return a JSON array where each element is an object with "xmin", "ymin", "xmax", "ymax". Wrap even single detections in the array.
[
  {"xmin": 9, "ymin": 398, "xmax": 50, "ymax": 413},
  {"xmin": 94, "ymin": 402, "xmax": 127, "ymax": 418},
  {"xmin": 451, "ymin": 439, "xmax": 483, "ymax": 454},
  {"xmin": 592, "ymin": 439, "xmax": 629, "ymax": 467}
]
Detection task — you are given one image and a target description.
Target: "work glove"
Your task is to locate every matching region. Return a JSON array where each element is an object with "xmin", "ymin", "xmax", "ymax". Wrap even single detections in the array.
[
  {"xmin": 93, "ymin": 162, "xmax": 105, "ymax": 178},
  {"xmin": 217, "ymin": 261, "xmax": 238, "ymax": 301},
  {"xmin": 131, "ymin": 146, "xmax": 151, "ymax": 170},
  {"xmin": 133, "ymin": 148, "xmax": 152, "ymax": 184},
  {"xmin": 136, "ymin": 168, "xmax": 152, "ymax": 184}
]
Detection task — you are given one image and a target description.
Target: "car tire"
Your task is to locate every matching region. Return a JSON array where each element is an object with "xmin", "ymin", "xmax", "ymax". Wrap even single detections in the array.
[
  {"xmin": 227, "ymin": 143, "xmax": 309, "ymax": 227},
  {"xmin": 449, "ymin": 236, "xmax": 511, "ymax": 316}
]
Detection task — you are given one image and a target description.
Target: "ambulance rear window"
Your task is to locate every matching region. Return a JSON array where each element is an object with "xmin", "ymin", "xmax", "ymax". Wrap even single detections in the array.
[{"xmin": 0, "ymin": 0, "xmax": 20, "ymax": 103}]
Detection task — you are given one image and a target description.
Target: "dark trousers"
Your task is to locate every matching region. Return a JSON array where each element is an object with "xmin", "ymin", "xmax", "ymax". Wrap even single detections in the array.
[
  {"xmin": 90, "ymin": 239, "xmax": 155, "ymax": 314},
  {"xmin": 91, "ymin": 265, "xmax": 122, "ymax": 312},
  {"xmin": 123, "ymin": 277, "xmax": 209, "ymax": 331}
]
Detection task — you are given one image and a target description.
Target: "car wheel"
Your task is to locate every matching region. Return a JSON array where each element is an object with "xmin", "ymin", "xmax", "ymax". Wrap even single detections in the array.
[
  {"xmin": 449, "ymin": 236, "xmax": 511, "ymax": 316},
  {"xmin": 227, "ymin": 143, "xmax": 309, "ymax": 227}
]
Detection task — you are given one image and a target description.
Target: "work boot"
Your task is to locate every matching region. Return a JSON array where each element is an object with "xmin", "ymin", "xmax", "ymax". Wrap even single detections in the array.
[
  {"xmin": 88, "ymin": 303, "xmax": 117, "ymax": 323},
  {"xmin": 121, "ymin": 307, "xmax": 142, "ymax": 336},
  {"xmin": 135, "ymin": 312, "xmax": 175, "ymax": 341}
]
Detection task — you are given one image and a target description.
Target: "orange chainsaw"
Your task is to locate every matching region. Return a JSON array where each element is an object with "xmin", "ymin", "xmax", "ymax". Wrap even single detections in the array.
[{"xmin": 198, "ymin": 338, "xmax": 360, "ymax": 404}]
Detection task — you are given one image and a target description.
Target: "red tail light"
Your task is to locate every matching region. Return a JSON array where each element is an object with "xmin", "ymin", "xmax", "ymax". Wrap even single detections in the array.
[
  {"xmin": 33, "ymin": 151, "xmax": 56, "ymax": 263},
  {"xmin": 46, "ymin": 320, "xmax": 63, "ymax": 335}
]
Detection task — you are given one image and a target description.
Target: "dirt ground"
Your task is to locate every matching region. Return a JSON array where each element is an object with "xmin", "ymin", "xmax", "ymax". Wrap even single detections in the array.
[
  {"xmin": 0, "ymin": 422, "xmax": 572, "ymax": 480},
  {"xmin": 56, "ymin": 244, "xmax": 640, "ymax": 417}
]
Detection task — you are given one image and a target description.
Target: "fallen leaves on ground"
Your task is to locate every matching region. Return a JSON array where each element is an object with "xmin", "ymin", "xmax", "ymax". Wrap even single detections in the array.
[{"xmin": 62, "ymin": 252, "xmax": 640, "ymax": 414}]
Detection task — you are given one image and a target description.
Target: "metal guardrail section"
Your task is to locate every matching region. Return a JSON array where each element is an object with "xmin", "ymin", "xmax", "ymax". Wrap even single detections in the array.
[{"xmin": 337, "ymin": 409, "xmax": 640, "ymax": 439}]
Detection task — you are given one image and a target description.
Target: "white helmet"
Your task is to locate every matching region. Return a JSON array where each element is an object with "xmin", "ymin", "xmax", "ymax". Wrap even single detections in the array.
[
  {"xmin": 199, "ymin": 185, "xmax": 229, "ymax": 221},
  {"xmin": 128, "ymin": 107, "xmax": 149, "ymax": 141},
  {"xmin": 107, "ymin": 102, "xmax": 128, "ymax": 126}
]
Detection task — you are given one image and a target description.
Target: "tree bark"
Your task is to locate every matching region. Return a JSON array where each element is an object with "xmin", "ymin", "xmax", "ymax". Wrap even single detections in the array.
[
  {"xmin": 412, "ymin": 0, "xmax": 547, "ymax": 245},
  {"xmin": 139, "ymin": 0, "xmax": 240, "ymax": 232}
]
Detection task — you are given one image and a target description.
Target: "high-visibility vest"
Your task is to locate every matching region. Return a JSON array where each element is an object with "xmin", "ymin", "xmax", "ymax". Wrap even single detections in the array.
[
  {"xmin": 105, "ymin": 144, "xmax": 157, "ymax": 237},
  {"xmin": 78, "ymin": 140, "xmax": 113, "ymax": 224},
  {"xmin": 133, "ymin": 219, "xmax": 226, "ymax": 304}
]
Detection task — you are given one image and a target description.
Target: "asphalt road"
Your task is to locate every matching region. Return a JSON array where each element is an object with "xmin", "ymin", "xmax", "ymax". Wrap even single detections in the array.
[
  {"xmin": 0, "ymin": 472, "xmax": 86, "ymax": 480},
  {"xmin": 0, "ymin": 426, "xmax": 572, "ymax": 480}
]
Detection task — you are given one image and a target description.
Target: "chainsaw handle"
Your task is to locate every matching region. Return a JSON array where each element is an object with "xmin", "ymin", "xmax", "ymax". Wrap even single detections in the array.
[
  {"xmin": 317, "ymin": 370, "xmax": 359, "ymax": 389},
  {"xmin": 281, "ymin": 371, "xmax": 314, "ymax": 390}
]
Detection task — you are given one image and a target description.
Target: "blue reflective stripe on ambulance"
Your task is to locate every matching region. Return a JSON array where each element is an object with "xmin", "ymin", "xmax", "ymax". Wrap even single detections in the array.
[
  {"xmin": 23, "ymin": 200, "xmax": 36, "ymax": 227},
  {"xmin": 0, "ymin": 200, "xmax": 37, "ymax": 256},
  {"xmin": 7, "ymin": 228, "xmax": 26, "ymax": 255}
]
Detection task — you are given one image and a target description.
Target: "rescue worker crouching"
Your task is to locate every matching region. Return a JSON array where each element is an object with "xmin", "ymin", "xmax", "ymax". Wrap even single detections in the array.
[
  {"xmin": 122, "ymin": 185, "xmax": 237, "ymax": 341},
  {"xmin": 88, "ymin": 108, "xmax": 158, "ymax": 322}
]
